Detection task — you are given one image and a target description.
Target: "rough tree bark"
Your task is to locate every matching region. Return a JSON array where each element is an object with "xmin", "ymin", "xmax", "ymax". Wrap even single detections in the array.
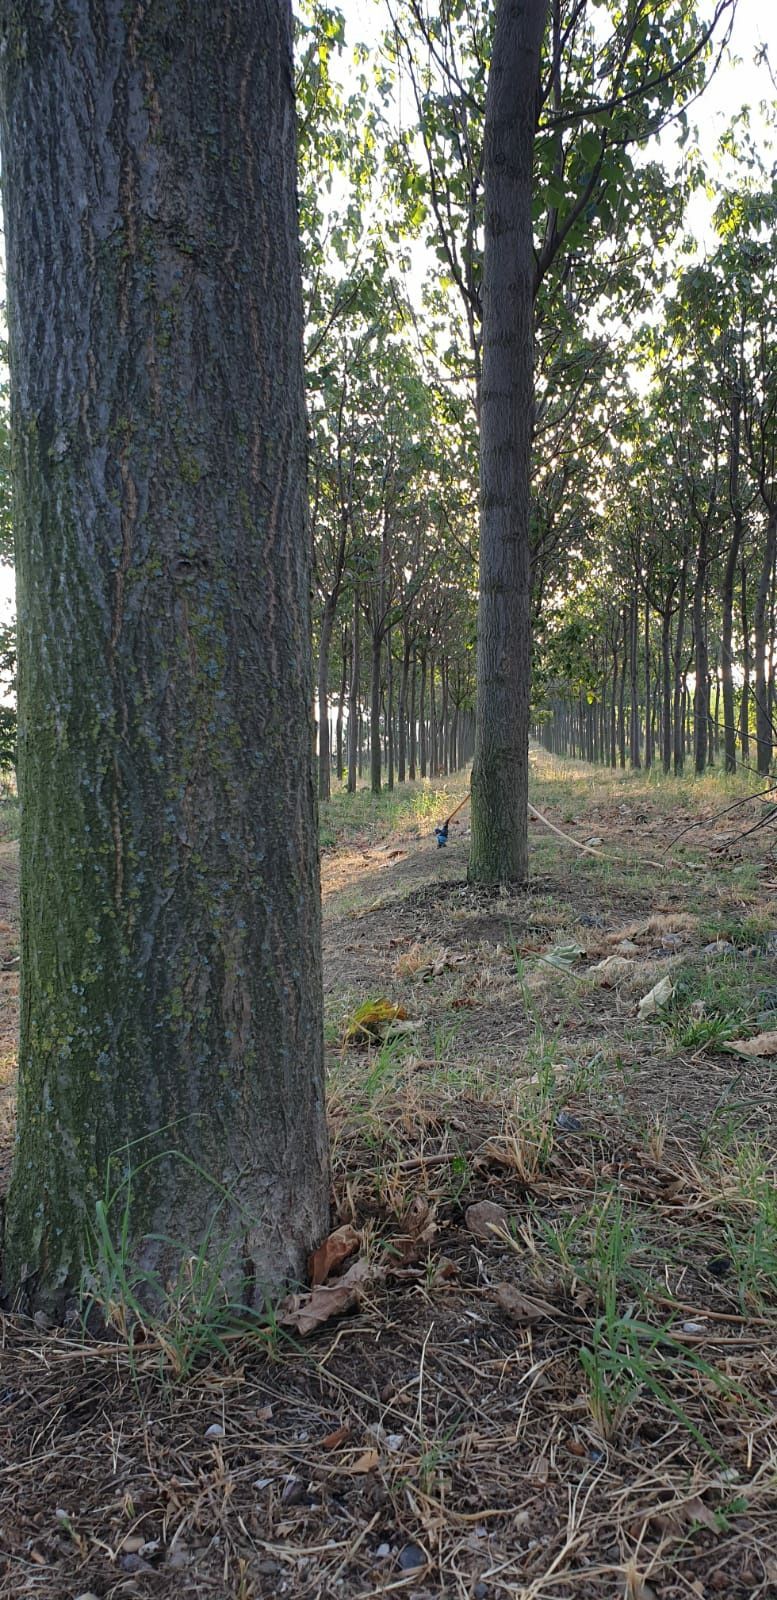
[
  {"xmin": 469, "ymin": 0, "xmax": 549, "ymax": 885},
  {"xmin": 0, "ymin": 0, "xmax": 330, "ymax": 1313}
]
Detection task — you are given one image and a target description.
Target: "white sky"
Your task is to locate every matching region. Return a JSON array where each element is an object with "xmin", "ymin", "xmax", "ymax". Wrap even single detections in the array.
[{"xmin": 0, "ymin": 0, "xmax": 773, "ymax": 624}]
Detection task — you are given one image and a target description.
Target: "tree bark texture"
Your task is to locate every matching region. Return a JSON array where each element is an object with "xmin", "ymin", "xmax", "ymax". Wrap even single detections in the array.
[
  {"xmin": 469, "ymin": 0, "xmax": 549, "ymax": 885},
  {"xmin": 0, "ymin": 0, "xmax": 330, "ymax": 1313}
]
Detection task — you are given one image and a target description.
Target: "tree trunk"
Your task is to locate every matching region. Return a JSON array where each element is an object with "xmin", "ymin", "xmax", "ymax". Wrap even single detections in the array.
[
  {"xmin": 754, "ymin": 512, "xmax": 777, "ymax": 775},
  {"xmin": 0, "ymin": 0, "xmax": 329, "ymax": 1313},
  {"xmin": 317, "ymin": 597, "xmax": 335, "ymax": 801},
  {"xmin": 335, "ymin": 627, "xmax": 347, "ymax": 783},
  {"xmin": 692, "ymin": 527, "xmax": 708, "ymax": 774},
  {"xmin": 661, "ymin": 609, "xmax": 672, "ymax": 775},
  {"xmin": 370, "ymin": 629, "xmax": 382, "ymax": 794},
  {"xmin": 397, "ymin": 635, "xmax": 411, "ymax": 784},
  {"xmin": 469, "ymin": 0, "xmax": 548, "ymax": 885},
  {"xmin": 673, "ymin": 558, "xmax": 688, "ymax": 775},
  {"xmin": 409, "ymin": 650, "xmax": 417, "ymax": 780},
  {"xmin": 419, "ymin": 653, "xmax": 427, "ymax": 778},
  {"xmin": 348, "ymin": 589, "xmax": 360, "ymax": 792}
]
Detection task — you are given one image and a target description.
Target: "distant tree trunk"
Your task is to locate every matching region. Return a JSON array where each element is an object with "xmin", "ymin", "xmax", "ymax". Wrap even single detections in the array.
[
  {"xmin": 754, "ymin": 512, "xmax": 777, "ymax": 774},
  {"xmin": 409, "ymin": 650, "xmax": 417, "ymax": 780},
  {"xmin": 429, "ymin": 657, "xmax": 438, "ymax": 777},
  {"xmin": 722, "ymin": 381, "xmax": 744, "ymax": 772},
  {"xmin": 643, "ymin": 600, "xmax": 652, "ymax": 769},
  {"xmin": 0, "ymin": 0, "xmax": 329, "ymax": 1312},
  {"xmin": 692, "ymin": 527, "xmax": 709, "ymax": 774},
  {"xmin": 370, "ymin": 629, "xmax": 382, "ymax": 794},
  {"xmin": 335, "ymin": 626, "xmax": 347, "ymax": 783},
  {"xmin": 386, "ymin": 628, "xmax": 395, "ymax": 791},
  {"xmin": 673, "ymin": 558, "xmax": 688, "ymax": 775},
  {"xmin": 317, "ymin": 596, "xmax": 336, "ymax": 800},
  {"xmin": 397, "ymin": 634, "xmax": 410, "ymax": 784},
  {"xmin": 661, "ymin": 609, "xmax": 672, "ymax": 774},
  {"xmin": 739, "ymin": 558, "xmax": 750, "ymax": 763},
  {"xmin": 419, "ymin": 652, "xmax": 428, "ymax": 778},
  {"xmin": 629, "ymin": 594, "xmax": 641, "ymax": 768},
  {"xmin": 469, "ymin": 0, "xmax": 549, "ymax": 885},
  {"xmin": 348, "ymin": 589, "xmax": 360, "ymax": 792}
]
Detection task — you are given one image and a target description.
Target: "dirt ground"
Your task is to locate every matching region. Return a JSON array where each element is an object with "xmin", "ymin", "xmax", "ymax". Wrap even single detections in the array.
[{"xmin": 0, "ymin": 752, "xmax": 775, "ymax": 1599}]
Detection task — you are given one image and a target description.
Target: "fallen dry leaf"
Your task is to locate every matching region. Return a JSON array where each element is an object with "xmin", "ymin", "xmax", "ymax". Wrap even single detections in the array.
[
  {"xmin": 321, "ymin": 1423, "xmax": 351, "ymax": 1450},
  {"xmin": 346, "ymin": 1448, "xmax": 380, "ymax": 1474},
  {"xmin": 493, "ymin": 1282, "xmax": 557, "ymax": 1324},
  {"xmin": 308, "ymin": 1223, "xmax": 361, "ymax": 1286},
  {"xmin": 590, "ymin": 954, "xmax": 633, "ymax": 986},
  {"xmin": 726, "ymin": 1030, "xmax": 777, "ymax": 1058},
  {"xmin": 637, "ymin": 975, "xmax": 674, "ymax": 1017},
  {"xmin": 281, "ymin": 1257, "xmax": 374, "ymax": 1336}
]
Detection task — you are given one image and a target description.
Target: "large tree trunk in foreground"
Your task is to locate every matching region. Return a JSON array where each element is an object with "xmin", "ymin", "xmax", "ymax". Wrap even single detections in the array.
[
  {"xmin": 469, "ymin": 0, "xmax": 548, "ymax": 885},
  {"xmin": 0, "ymin": 0, "xmax": 330, "ymax": 1315}
]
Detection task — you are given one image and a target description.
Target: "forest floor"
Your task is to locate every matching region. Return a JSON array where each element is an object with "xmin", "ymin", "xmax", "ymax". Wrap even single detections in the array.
[{"xmin": 0, "ymin": 752, "xmax": 776, "ymax": 1599}]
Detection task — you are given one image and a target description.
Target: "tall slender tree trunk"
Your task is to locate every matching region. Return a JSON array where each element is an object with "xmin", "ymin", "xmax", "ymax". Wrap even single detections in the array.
[
  {"xmin": 469, "ymin": 0, "xmax": 549, "ymax": 884},
  {"xmin": 419, "ymin": 653, "xmax": 427, "ymax": 779},
  {"xmin": 740, "ymin": 558, "xmax": 750, "ymax": 763},
  {"xmin": 317, "ymin": 596, "xmax": 336, "ymax": 801},
  {"xmin": 0, "ymin": 0, "xmax": 329, "ymax": 1311},
  {"xmin": 661, "ymin": 609, "xmax": 672, "ymax": 775},
  {"xmin": 370, "ymin": 629, "xmax": 382, "ymax": 794},
  {"xmin": 673, "ymin": 558, "xmax": 688, "ymax": 775},
  {"xmin": 347, "ymin": 589, "xmax": 360, "ymax": 793},
  {"xmin": 629, "ymin": 593, "xmax": 641, "ymax": 769},
  {"xmin": 754, "ymin": 511, "xmax": 777, "ymax": 775},
  {"xmin": 335, "ymin": 626, "xmax": 347, "ymax": 783},
  {"xmin": 386, "ymin": 628, "xmax": 395, "ymax": 791},
  {"xmin": 398, "ymin": 633, "xmax": 411, "ymax": 784},
  {"xmin": 409, "ymin": 651, "xmax": 417, "ymax": 780},
  {"xmin": 693, "ymin": 527, "xmax": 709, "ymax": 774}
]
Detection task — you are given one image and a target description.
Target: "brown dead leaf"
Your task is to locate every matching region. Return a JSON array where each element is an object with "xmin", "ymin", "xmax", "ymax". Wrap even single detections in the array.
[
  {"xmin": 465, "ymin": 1200, "xmax": 510, "ymax": 1241},
  {"xmin": 321, "ymin": 1424, "xmax": 351, "ymax": 1450},
  {"xmin": 281, "ymin": 1257, "xmax": 374, "ymax": 1336},
  {"xmin": 683, "ymin": 1496, "xmax": 721, "ymax": 1534},
  {"xmin": 347, "ymin": 1448, "xmax": 380, "ymax": 1474},
  {"xmin": 726, "ymin": 1030, "xmax": 777, "ymax": 1058},
  {"xmin": 308, "ymin": 1223, "xmax": 361, "ymax": 1286},
  {"xmin": 404, "ymin": 1196, "xmax": 434, "ymax": 1237},
  {"xmin": 493, "ymin": 1282, "xmax": 556, "ymax": 1324}
]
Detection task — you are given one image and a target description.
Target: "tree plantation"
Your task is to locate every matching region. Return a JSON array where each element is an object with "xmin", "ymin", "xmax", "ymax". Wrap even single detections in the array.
[{"xmin": 0, "ymin": 2, "xmax": 775, "ymax": 1597}]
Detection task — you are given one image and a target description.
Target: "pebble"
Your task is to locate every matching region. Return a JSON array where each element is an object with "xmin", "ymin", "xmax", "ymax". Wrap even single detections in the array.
[
  {"xmin": 398, "ymin": 1543, "xmax": 425, "ymax": 1570},
  {"xmin": 474, "ymin": 1585, "xmax": 489, "ymax": 1599},
  {"xmin": 204, "ymin": 1423, "xmax": 225, "ymax": 1440},
  {"xmin": 555, "ymin": 1110, "xmax": 582, "ymax": 1133},
  {"xmin": 375, "ymin": 1543, "xmax": 391, "ymax": 1559},
  {"xmin": 681, "ymin": 1321, "xmax": 706, "ymax": 1335}
]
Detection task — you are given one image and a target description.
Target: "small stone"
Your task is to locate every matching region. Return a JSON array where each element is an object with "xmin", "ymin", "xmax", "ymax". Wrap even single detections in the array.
[
  {"xmin": 474, "ymin": 1584, "xmax": 489, "ymax": 1599},
  {"xmin": 375, "ymin": 1543, "xmax": 391, "ymax": 1559},
  {"xmin": 555, "ymin": 1110, "xmax": 582, "ymax": 1133},
  {"xmin": 465, "ymin": 1200, "xmax": 509, "ymax": 1242},
  {"xmin": 204, "ymin": 1422, "xmax": 225, "ymax": 1439},
  {"xmin": 681, "ymin": 1321, "xmax": 706, "ymax": 1335},
  {"xmin": 398, "ymin": 1543, "xmax": 425, "ymax": 1571},
  {"xmin": 707, "ymin": 1255, "xmax": 731, "ymax": 1278}
]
